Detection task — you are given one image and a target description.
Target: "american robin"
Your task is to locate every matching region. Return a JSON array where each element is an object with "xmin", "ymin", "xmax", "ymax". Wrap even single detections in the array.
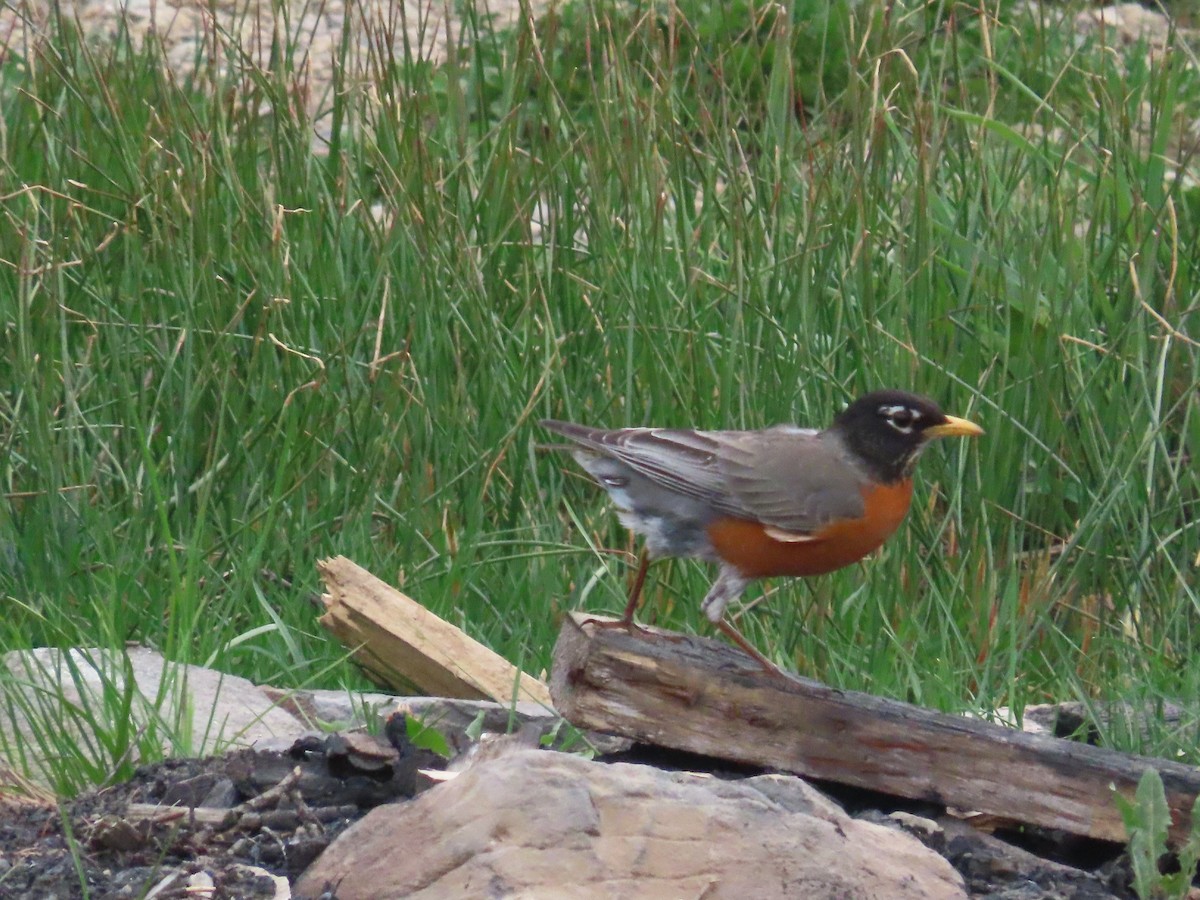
[{"xmin": 542, "ymin": 389, "xmax": 983, "ymax": 675}]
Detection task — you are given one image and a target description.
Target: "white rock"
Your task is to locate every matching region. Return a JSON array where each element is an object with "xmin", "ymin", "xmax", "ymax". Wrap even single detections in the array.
[
  {"xmin": 1075, "ymin": 4, "xmax": 1174, "ymax": 48},
  {"xmin": 294, "ymin": 748, "xmax": 968, "ymax": 900}
]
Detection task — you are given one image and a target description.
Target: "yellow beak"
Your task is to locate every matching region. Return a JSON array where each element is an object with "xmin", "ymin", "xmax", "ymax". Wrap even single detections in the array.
[{"xmin": 924, "ymin": 415, "xmax": 984, "ymax": 439}]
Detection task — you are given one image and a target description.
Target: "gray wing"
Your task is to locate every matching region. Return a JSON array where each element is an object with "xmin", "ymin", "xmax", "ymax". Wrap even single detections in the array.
[{"xmin": 541, "ymin": 420, "xmax": 867, "ymax": 533}]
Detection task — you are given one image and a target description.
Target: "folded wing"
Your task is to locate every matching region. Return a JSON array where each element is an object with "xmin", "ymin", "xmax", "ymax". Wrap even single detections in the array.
[{"xmin": 541, "ymin": 420, "xmax": 867, "ymax": 534}]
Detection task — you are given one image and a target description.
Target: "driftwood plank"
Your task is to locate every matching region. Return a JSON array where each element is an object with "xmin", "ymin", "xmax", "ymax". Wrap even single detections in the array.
[
  {"xmin": 550, "ymin": 613, "xmax": 1200, "ymax": 845},
  {"xmin": 318, "ymin": 556, "xmax": 553, "ymax": 707}
]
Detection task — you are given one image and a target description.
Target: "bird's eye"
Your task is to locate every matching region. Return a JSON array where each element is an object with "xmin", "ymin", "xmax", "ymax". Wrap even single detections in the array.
[{"xmin": 879, "ymin": 405, "xmax": 919, "ymax": 434}]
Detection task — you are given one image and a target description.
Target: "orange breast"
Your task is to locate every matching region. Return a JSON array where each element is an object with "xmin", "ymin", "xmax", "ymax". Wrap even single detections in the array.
[{"xmin": 705, "ymin": 480, "xmax": 914, "ymax": 578}]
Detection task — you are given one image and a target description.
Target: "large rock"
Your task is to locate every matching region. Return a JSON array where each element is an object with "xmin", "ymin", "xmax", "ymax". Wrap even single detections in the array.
[
  {"xmin": 1074, "ymin": 4, "xmax": 1174, "ymax": 49},
  {"xmin": 0, "ymin": 646, "xmax": 573, "ymax": 786},
  {"xmin": 295, "ymin": 748, "xmax": 968, "ymax": 900},
  {"xmin": 1, "ymin": 646, "xmax": 311, "ymax": 784},
  {"xmin": 0, "ymin": 648, "xmax": 609, "ymax": 787}
]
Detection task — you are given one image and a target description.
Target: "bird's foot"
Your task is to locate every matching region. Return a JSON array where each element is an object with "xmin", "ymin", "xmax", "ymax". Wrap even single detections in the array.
[
  {"xmin": 579, "ymin": 615, "xmax": 653, "ymax": 638},
  {"xmin": 578, "ymin": 614, "xmax": 692, "ymax": 645}
]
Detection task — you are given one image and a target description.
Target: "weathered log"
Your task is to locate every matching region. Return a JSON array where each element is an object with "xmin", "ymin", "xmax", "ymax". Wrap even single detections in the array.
[
  {"xmin": 317, "ymin": 556, "xmax": 552, "ymax": 707},
  {"xmin": 550, "ymin": 613, "xmax": 1200, "ymax": 845}
]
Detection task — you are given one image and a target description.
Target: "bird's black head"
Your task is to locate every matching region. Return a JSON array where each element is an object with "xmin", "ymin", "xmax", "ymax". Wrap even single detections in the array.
[{"xmin": 828, "ymin": 389, "xmax": 983, "ymax": 483}]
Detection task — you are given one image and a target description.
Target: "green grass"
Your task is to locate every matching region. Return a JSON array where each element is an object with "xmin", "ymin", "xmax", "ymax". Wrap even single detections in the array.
[{"xmin": 1, "ymin": 0, "xmax": 1198, "ymax": 793}]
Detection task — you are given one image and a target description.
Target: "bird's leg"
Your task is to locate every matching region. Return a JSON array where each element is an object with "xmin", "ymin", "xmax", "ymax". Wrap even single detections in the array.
[
  {"xmin": 620, "ymin": 548, "xmax": 650, "ymax": 625},
  {"xmin": 715, "ymin": 618, "xmax": 790, "ymax": 680},
  {"xmin": 580, "ymin": 549, "xmax": 656, "ymax": 636},
  {"xmin": 702, "ymin": 566, "xmax": 792, "ymax": 680}
]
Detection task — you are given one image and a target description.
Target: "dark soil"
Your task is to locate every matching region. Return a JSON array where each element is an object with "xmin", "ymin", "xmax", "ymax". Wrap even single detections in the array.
[{"xmin": 0, "ymin": 725, "xmax": 443, "ymax": 899}]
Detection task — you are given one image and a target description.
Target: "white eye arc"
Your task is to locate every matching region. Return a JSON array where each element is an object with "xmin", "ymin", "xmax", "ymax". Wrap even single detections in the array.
[{"xmin": 878, "ymin": 404, "xmax": 920, "ymax": 435}]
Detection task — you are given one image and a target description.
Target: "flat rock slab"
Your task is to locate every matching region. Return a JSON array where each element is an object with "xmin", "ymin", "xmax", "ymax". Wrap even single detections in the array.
[
  {"xmin": 1, "ymin": 647, "xmax": 309, "ymax": 782},
  {"xmin": 0, "ymin": 646, "xmax": 577, "ymax": 786},
  {"xmin": 295, "ymin": 747, "xmax": 968, "ymax": 900}
]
